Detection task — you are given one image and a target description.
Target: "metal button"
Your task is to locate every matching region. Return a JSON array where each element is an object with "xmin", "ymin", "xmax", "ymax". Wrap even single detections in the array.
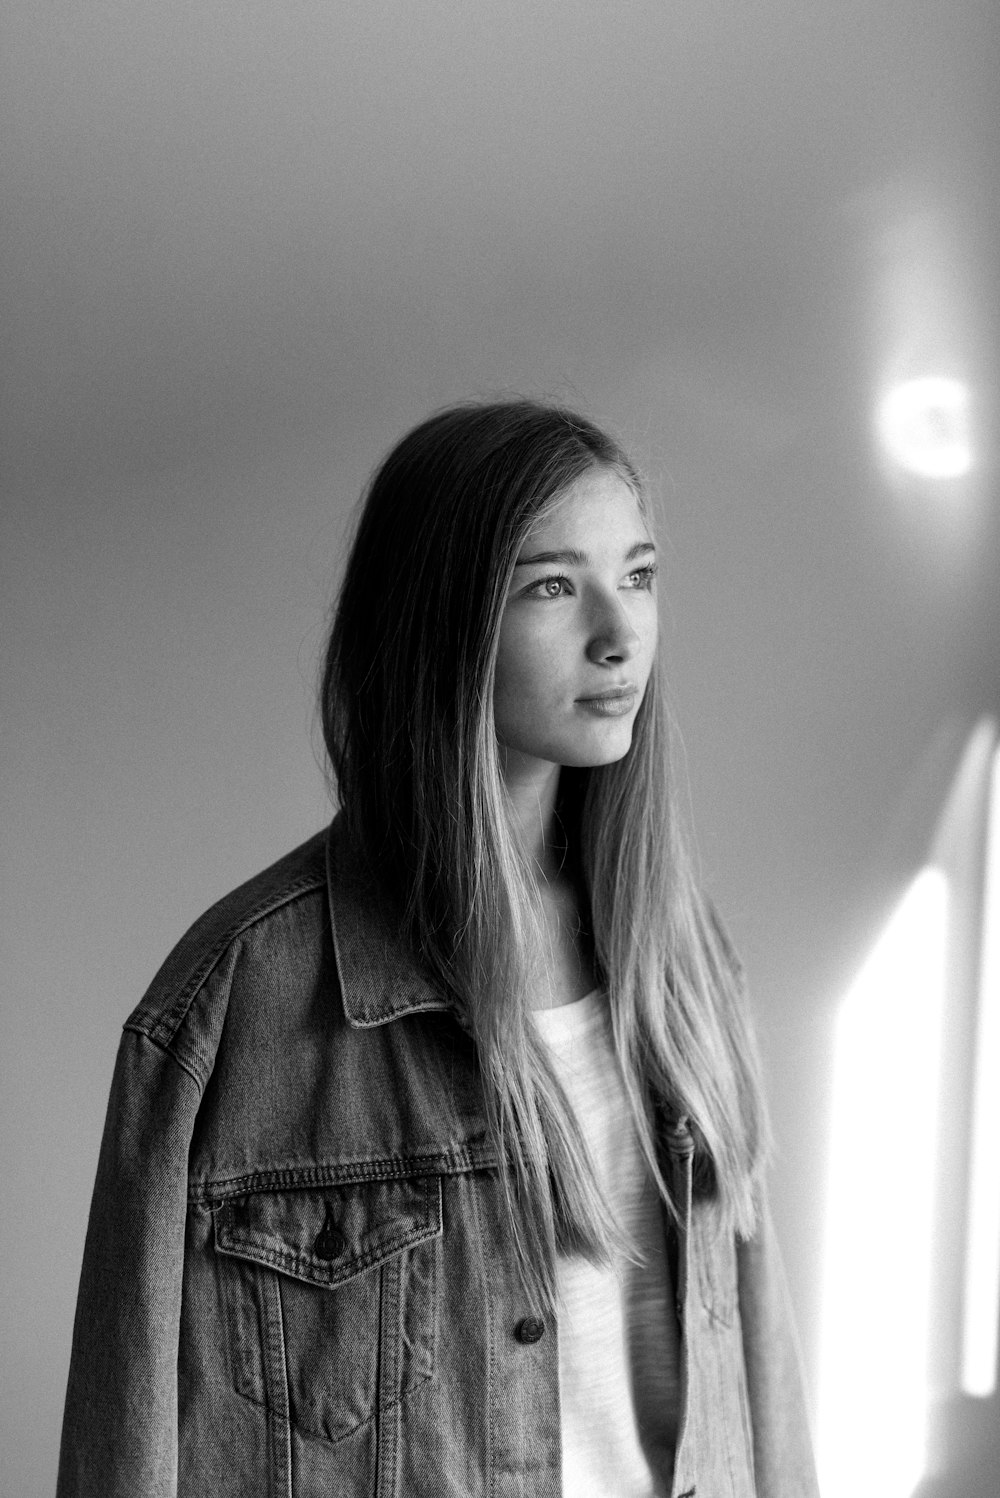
[{"xmin": 514, "ymin": 1316, "xmax": 545, "ymax": 1344}]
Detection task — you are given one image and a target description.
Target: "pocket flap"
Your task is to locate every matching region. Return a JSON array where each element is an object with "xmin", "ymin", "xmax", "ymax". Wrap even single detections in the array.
[{"xmin": 215, "ymin": 1175, "xmax": 442, "ymax": 1289}]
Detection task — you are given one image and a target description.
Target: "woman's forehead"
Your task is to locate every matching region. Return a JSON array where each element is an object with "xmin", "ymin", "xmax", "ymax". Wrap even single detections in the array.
[{"xmin": 523, "ymin": 467, "xmax": 648, "ymax": 546}]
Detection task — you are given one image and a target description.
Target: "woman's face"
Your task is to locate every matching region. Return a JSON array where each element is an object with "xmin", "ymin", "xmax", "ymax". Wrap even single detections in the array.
[{"xmin": 494, "ymin": 465, "xmax": 658, "ymax": 776}]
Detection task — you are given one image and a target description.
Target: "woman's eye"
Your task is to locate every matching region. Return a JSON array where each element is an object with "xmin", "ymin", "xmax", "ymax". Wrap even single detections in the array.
[
  {"xmin": 527, "ymin": 575, "xmax": 571, "ymax": 598},
  {"xmin": 625, "ymin": 563, "xmax": 658, "ymax": 590}
]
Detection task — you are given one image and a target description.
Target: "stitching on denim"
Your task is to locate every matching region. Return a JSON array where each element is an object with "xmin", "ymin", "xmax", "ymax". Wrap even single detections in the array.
[
  {"xmin": 188, "ymin": 1150, "xmax": 497, "ymax": 1204},
  {"xmin": 280, "ymin": 1365, "xmax": 435, "ymax": 1453},
  {"xmin": 145, "ymin": 867, "xmax": 327, "ymax": 1048},
  {"xmin": 218, "ymin": 1222, "xmax": 438, "ymax": 1286},
  {"xmin": 121, "ymin": 1025, "xmax": 206, "ymax": 1094},
  {"xmin": 215, "ymin": 1178, "xmax": 443, "ymax": 1289},
  {"xmin": 225, "ymin": 1219, "xmax": 437, "ymax": 1451},
  {"xmin": 471, "ymin": 1170, "xmax": 498, "ymax": 1498},
  {"xmin": 376, "ymin": 1251, "xmax": 399, "ymax": 1489},
  {"xmin": 261, "ymin": 1260, "xmax": 293, "ymax": 1493}
]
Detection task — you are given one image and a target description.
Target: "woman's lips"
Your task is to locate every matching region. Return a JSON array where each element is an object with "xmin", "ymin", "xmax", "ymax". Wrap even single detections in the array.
[{"xmin": 575, "ymin": 689, "xmax": 639, "ymax": 716}]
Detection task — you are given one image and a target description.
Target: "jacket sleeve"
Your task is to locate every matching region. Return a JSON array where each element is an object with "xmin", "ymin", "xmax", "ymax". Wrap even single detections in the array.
[
  {"xmin": 57, "ymin": 1025, "xmax": 202, "ymax": 1498},
  {"xmin": 738, "ymin": 1202, "xmax": 821, "ymax": 1497}
]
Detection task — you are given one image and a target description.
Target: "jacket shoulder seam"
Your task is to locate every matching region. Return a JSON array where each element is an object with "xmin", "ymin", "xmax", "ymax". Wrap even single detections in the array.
[
  {"xmin": 121, "ymin": 1020, "xmax": 208, "ymax": 1094},
  {"xmin": 138, "ymin": 863, "xmax": 327, "ymax": 1052}
]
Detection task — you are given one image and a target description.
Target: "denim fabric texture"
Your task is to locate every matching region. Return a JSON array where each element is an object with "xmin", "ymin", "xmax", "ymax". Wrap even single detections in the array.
[{"xmin": 57, "ymin": 815, "xmax": 820, "ymax": 1497}]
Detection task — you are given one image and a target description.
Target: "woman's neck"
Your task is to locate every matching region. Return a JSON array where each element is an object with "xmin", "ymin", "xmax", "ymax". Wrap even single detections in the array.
[{"xmin": 499, "ymin": 752, "xmax": 595, "ymax": 1007}]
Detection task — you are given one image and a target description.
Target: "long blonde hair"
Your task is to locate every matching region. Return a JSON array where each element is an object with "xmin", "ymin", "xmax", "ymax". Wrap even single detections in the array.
[{"xmin": 321, "ymin": 399, "xmax": 770, "ymax": 1304}]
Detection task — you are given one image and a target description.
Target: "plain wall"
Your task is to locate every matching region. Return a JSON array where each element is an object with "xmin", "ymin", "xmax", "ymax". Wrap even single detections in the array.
[{"xmin": 3, "ymin": 3, "xmax": 999, "ymax": 1493}]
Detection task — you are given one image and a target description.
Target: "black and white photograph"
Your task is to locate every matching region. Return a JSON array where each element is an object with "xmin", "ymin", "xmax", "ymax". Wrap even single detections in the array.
[{"xmin": 3, "ymin": 3, "xmax": 999, "ymax": 1495}]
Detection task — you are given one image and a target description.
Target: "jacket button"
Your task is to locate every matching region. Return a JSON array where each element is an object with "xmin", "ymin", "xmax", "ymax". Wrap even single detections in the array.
[{"xmin": 514, "ymin": 1317, "xmax": 545, "ymax": 1344}]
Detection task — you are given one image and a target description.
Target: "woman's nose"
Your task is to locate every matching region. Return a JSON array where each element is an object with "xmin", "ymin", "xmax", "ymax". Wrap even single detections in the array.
[{"xmin": 585, "ymin": 595, "xmax": 642, "ymax": 664}]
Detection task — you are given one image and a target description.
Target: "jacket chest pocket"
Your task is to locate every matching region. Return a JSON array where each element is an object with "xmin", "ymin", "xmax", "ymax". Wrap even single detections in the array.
[{"xmin": 214, "ymin": 1175, "xmax": 442, "ymax": 1445}]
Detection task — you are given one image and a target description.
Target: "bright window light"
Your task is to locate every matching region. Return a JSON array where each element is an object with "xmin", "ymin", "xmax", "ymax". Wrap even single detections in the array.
[
  {"xmin": 876, "ymin": 377, "xmax": 973, "ymax": 479},
  {"xmin": 817, "ymin": 868, "xmax": 949, "ymax": 1498},
  {"xmin": 961, "ymin": 744, "xmax": 1000, "ymax": 1397}
]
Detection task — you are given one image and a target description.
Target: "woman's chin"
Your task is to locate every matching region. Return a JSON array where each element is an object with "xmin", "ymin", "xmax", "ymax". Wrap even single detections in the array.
[{"xmin": 562, "ymin": 724, "xmax": 636, "ymax": 768}]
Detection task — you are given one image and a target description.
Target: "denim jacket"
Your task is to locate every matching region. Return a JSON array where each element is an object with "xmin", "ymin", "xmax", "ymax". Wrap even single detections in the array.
[{"xmin": 57, "ymin": 816, "xmax": 819, "ymax": 1498}]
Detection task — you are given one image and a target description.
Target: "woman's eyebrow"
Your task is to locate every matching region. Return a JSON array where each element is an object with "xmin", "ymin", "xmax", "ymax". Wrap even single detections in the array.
[{"xmin": 514, "ymin": 540, "xmax": 656, "ymax": 567}]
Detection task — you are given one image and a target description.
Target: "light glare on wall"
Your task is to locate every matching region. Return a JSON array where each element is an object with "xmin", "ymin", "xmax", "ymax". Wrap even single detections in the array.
[
  {"xmin": 817, "ymin": 868, "xmax": 949, "ymax": 1498},
  {"xmin": 876, "ymin": 377, "xmax": 972, "ymax": 479}
]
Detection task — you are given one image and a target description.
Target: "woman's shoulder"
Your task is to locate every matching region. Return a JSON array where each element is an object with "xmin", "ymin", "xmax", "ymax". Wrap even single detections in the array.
[{"xmin": 124, "ymin": 825, "xmax": 333, "ymax": 1072}]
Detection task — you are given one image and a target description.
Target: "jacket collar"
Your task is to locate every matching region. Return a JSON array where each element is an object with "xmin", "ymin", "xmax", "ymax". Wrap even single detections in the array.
[{"xmin": 325, "ymin": 813, "xmax": 455, "ymax": 1029}]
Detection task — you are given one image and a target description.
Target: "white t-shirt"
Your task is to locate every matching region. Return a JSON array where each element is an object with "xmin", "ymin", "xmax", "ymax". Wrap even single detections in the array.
[{"xmin": 532, "ymin": 989, "xmax": 681, "ymax": 1498}]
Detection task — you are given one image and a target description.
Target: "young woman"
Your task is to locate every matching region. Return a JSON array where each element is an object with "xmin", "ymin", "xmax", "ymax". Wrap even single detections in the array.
[{"xmin": 57, "ymin": 400, "xmax": 819, "ymax": 1497}]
